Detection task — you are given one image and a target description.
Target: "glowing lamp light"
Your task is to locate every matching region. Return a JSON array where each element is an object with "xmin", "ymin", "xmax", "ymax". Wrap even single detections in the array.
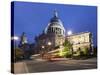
[
  {"xmin": 12, "ymin": 36, "xmax": 19, "ymax": 41},
  {"xmin": 59, "ymin": 49, "xmax": 63, "ymax": 56},
  {"xmin": 11, "ymin": 36, "xmax": 19, "ymax": 48},
  {"xmin": 67, "ymin": 31, "xmax": 72, "ymax": 35},
  {"xmin": 48, "ymin": 42, "xmax": 51, "ymax": 45},
  {"xmin": 42, "ymin": 46, "xmax": 45, "ymax": 49}
]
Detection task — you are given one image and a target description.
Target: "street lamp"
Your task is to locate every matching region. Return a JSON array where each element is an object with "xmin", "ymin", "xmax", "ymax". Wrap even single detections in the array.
[
  {"xmin": 47, "ymin": 42, "xmax": 52, "ymax": 61},
  {"xmin": 48, "ymin": 42, "xmax": 51, "ymax": 46},
  {"xmin": 42, "ymin": 45, "xmax": 45, "ymax": 49},
  {"xmin": 67, "ymin": 30, "xmax": 72, "ymax": 35},
  {"xmin": 11, "ymin": 36, "xmax": 19, "ymax": 62},
  {"xmin": 41, "ymin": 45, "xmax": 45, "ymax": 54},
  {"xmin": 41, "ymin": 45, "xmax": 45, "ymax": 58},
  {"xmin": 47, "ymin": 42, "xmax": 52, "ymax": 51},
  {"xmin": 11, "ymin": 36, "xmax": 19, "ymax": 48}
]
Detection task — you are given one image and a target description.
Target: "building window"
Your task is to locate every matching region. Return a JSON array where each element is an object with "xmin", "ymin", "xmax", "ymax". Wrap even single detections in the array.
[
  {"xmin": 63, "ymin": 30, "xmax": 64, "ymax": 34},
  {"xmin": 56, "ymin": 28, "xmax": 57, "ymax": 30},
  {"xmin": 59, "ymin": 29, "xmax": 61, "ymax": 34}
]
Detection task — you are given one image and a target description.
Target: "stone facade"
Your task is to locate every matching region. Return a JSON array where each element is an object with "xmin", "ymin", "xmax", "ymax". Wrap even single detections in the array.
[
  {"xmin": 35, "ymin": 33, "xmax": 65, "ymax": 49},
  {"xmin": 67, "ymin": 32, "xmax": 93, "ymax": 52},
  {"xmin": 34, "ymin": 10, "xmax": 93, "ymax": 54}
]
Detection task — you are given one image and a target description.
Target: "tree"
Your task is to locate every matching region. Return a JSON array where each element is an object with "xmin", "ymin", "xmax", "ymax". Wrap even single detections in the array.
[
  {"xmin": 93, "ymin": 46, "xmax": 97, "ymax": 57},
  {"xmin": 82, "ymin": 47, "xmax": 89, "ymax": 56},
  {"xmin": 76, "ymin": 48, "xmax": 84, "ymax": 57},
  {"xmin": 60, "ymin": 39, "xmax": 72, "ymax": 57},
  {"xmin": 14, "ymin": 48, "xmax": 24, "ymax": 61}
]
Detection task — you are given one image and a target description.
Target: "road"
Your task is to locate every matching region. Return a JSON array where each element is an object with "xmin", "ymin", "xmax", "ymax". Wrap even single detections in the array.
[{"xmin": 13, "ymin": 57, "xmax": 97, "ymax": 74}]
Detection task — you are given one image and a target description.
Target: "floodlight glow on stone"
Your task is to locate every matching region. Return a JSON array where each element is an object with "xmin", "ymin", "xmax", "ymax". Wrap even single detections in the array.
[{"xmin": 67, "ymin": 31, "xmax": 72, "ymax": 35}]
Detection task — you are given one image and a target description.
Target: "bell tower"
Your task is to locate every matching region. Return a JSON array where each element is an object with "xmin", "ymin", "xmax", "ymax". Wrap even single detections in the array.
[{"xmin": 20, "ymin": 32, "xmax": 28, "ymax": 45}]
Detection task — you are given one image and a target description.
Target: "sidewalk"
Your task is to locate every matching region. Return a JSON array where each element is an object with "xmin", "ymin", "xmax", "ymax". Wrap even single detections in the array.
[{"xmin": 14, "ymin": 62, "xmax": 28, "ymax": 74}]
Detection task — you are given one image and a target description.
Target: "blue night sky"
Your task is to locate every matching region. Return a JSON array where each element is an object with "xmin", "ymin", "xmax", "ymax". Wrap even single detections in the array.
[{"xmin": 13, "ymin": 1, "xmax": 97, "ymax": 46}]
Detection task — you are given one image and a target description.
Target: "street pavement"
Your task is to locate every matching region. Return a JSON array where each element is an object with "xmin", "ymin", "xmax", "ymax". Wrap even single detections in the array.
[{"xmin": 14, "ymin": 57, "xmax": 97, "ymax": 74}]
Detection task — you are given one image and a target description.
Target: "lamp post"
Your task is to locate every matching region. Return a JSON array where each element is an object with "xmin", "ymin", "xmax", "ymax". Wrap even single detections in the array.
[
  {"xmin": 41, "ymin": 45, "xmax": 45, "ymax": 58},
  {"xmin": 42, "ymin": 45, "xmax": 45, "ymax": 49},
  {"xmin": 11, "ymin": 36, "xmax": 19, "ymax": 48},
  {"xmin": 48, "ymin": 42, "xmax": 51, "ymax": 51},
  {"xmin": 11, "ymin": 36, "xmax": 19, "ymax": 62},
  {"xmin": 47, "ymin": 42, "xmax": 52, "ymax": 61},
  {"xmin": 41, "ymin": 45, "xmax": 45, "ymax": 53}
]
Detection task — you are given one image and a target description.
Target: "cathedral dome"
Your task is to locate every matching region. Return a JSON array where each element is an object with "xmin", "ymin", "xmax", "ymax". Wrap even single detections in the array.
[{"xmin": 45, "ymin": 10, "xmax": 65, "ymax": 36}]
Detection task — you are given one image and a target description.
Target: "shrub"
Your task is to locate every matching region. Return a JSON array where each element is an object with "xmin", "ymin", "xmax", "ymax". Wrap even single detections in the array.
[
  {"xmin": 93, "ymin": 47, "xmax": 97, "ymax": 57},
  {"xmin": 59, "ymin": 46, "xmax": 72, "ymax": 58},
  {"xmin": 82, "ymin": 47, "xmax": 89, "ymax": 56},
  {"xmin": 59, "ymin": 39, "xmax": 72, "ymax": 58},
  {"xmin": 73, "ymin": 47, "xmax": 90, "ymax": 59},
  {"xmin": 14, "ymin": 48, "xmax": 24, "ymax": 61}
]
